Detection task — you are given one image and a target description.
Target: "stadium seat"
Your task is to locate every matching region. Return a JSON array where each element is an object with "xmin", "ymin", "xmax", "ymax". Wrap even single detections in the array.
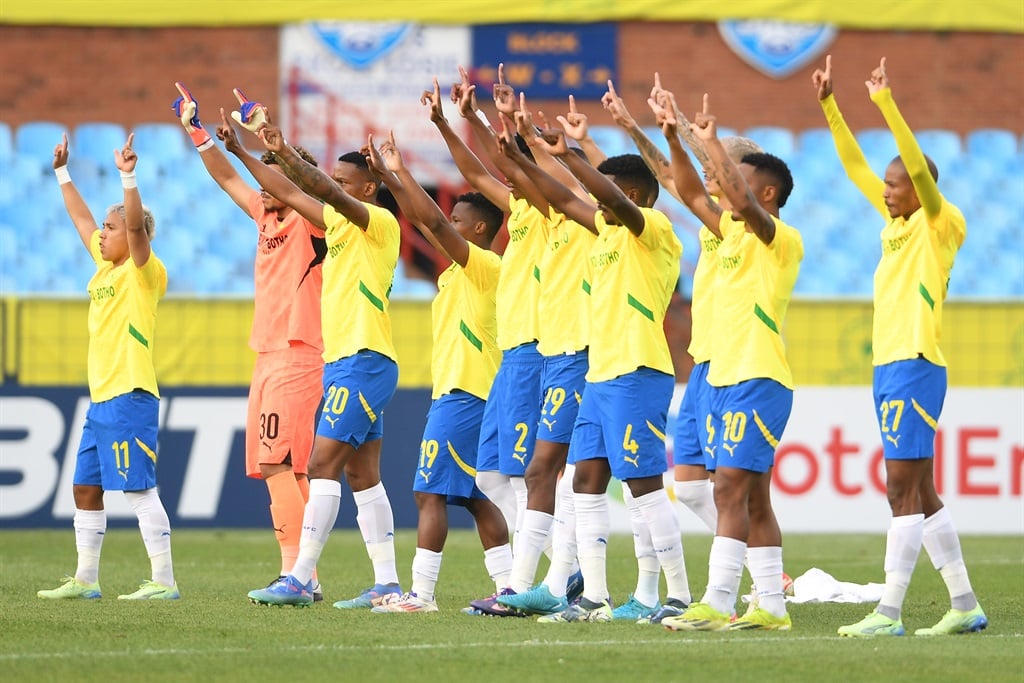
[
  {"xmin": 15, "ymin": 121, "xmax": 67, "ymax": 158},
  {"xmin": 966, "ymin": 128, "xmax": 1018, "ymax": 161},
  {"xmin": 132, "ymin": 122, "xmax": 190, "ymax": 162},
  {"xmin": 743, "ymin": 126, "xmax": 797, "ymax": 158},
  {"xmin": 73, "ymin": 122, "xmax": 128, "ymax": 168},
  {"xmin": 587, "ymin": 125, "xmax": 632, "ymax": 158},
  {"xmin": 914, "ymin": 129, "xmax": 963, "ymax": 172},
  {"xmin": 797, "ymin": 127, "xmax": 835, "ymax": 155},
  {"xmin": 854, "ymin": 128, "xmax": 899, "ymax": 174},
  {"xmin": 0, "ymin": 121, "xmax": 12, "ymax": 161}
]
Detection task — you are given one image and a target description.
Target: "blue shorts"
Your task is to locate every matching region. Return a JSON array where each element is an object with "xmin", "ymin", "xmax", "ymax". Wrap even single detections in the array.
[
  {"xmin": 873, "ymin": 358, "xmax": 946, "ymax": 460},
  {"xmin": 537, "ymin": 351, "xmax": 588, "ymax": 444},
  {"xmin": 477, "ymin": 342, "xmax": 544, "ymax": 476},
  {"xmin": 569, "ymin": 367, "xmax": 673, "ymax": 481},
  {"xmin": 316, "ymin": 350, "xmax": 398, "ymax": 448},
  {"xmin": 415, "ymin": 391, "xmax": 487, "ymax": 505},
  {"xmin": 74, "ymin": 391, "xmax": 159, "ymax": 491},
  {"xmin": 673, "ymin": 361, "xmax": 714, "ymax": 470},
  {"xmin": 709, "ymin": 379, "xmax": 792, "ymax": 474}
]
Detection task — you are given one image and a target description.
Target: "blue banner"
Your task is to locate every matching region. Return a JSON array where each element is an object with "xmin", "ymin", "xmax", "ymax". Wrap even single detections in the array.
[
  {"xmin": 472, "ymin": 23, "xmax": 617, "ymax": 100},
  {"xmin": 0, "ymin": 387, "xmax": 483, "ymax": 529}
]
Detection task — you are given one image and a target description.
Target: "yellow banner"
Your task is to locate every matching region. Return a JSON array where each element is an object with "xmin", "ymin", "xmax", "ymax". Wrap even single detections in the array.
[
  {"xmin": 2, "ymin": 0, "xmax": 1021, "ymax": 33},
  {"xmin": 6, "ymin": 297, "xmax": 1022, "ymax": 388}
]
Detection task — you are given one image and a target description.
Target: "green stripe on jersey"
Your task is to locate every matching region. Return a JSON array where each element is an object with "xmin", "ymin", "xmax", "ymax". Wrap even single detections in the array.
[
  {"xmin": 754, "ymin": 304, "xmax": 779, "ymax": 334},
  {"xmin": 359, "ymin": 281, "xmax": 385, "ymax": 311},
  {"xmin": 459, "ymin": 321, "xmax": 483, "ymax": 352},
  {"xmin": 533, "ymin": 265, "xmax": 541, "ymax": 282},
  {"xmin": 919, "ymin": 282, "xmax": 935, "ymax": 310},
  {"xmin": 627, "ymin": 294, "xmax": 654, "ymax": 321},
  {"xmin": 582, "ymin": 279, "xmax": 591, "ymax": 294},
  {"xmin": 128, "ymin": 323, "xmax": 149, "ymax": 348}
]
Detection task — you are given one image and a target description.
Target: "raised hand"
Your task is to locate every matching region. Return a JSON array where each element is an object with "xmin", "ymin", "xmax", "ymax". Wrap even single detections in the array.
[
  {"xmin": 690, "ymin": 93, "xmax": 718, "ymax": 142},
  {"xmin": 377, "ymin": 130, "xmax": 406, "ymax": 173},
  {"xmin": 171, "ymin": 82, "xmax": 213, "ymax": 148},
  {"xmin": 230, "ymin": 87, "xmax": 270, "ymax": 133},
  {"xmin": 811, "ymin": 54, "xmax": 834, "ymax": 100},
  {"xmin": 53, "ymin": 132, "xmax": 69, "ymax": 169},
  {"xmin": 114, "ymin": 133, "xmax": 138, "ymax": 173},
  {"xmin": 536, "ymin": 123, "xmax": 570, "ymax": 157},
  {"xmin": 450, "ymin": 65, "xmax": 479, "ymax": 118},
  {"xmin": 513, "ymin": 92, "xmax": 540, "ymax": 142},
  {"xmin": 493, "ymin": 63, "xmax": 518, "ymax": 116},
  {"xmin": 258, "ymin": 124, "xmax": 286, "ymax": 153},
  {"xmin": 601, "ymin": 80, "xmax": 636, "ymax": 129},
  {"xmin": 557, "ymin": 94, "xmax": 590, "ymax": 141},
  {"xmin": 216, "ymin": 108, "xmax": 245, "ymax": 154},
  {"xmin": 865, "ymin": 56, "xmax": 889, "ymax": 95},
  {"xmin": 495, "ymin": 115, "xmax": 523, "ymax": 160},
  {"xmin": 364, "ymin": 133, "xmax": 390, "ymax": 176},
  {"xmin": 420, "ymin": 77, "xmax": 446, "ymax": 124}
]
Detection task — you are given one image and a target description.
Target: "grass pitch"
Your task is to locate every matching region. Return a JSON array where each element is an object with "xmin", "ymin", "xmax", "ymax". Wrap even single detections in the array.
[{"xmin": 1, "ymin": 530, "xmax": 1021, "ymax": 683}]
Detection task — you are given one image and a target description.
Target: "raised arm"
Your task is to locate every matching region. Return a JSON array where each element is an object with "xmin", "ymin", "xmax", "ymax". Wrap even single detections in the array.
[
  {"xmin": 364, "ymin": 133, "xmax": 449, "ymax": 259},
  {"xmin": 560, "ymin": 93, "xmax": 607, "ymax": 167},
  {"xmin": 812, "ymin": 56, "xmax": 887, "ymax": 218},
  {"xmin": 659, "ymin": 93, "xmax": 723, "ymax": 237},
  {"xmin": 255, "ymin": 120, "xmax": 370, "ymax": 228},
  {"xmin": 425, "ymin": 75, "xmax": 511, "ymax": 209},
  {"xmin": 499, "ymin": 117, "xmax": 598, "ymax": 232},
  {"xmin": 865, "ymin": 57, "xmax": 942, "ymax": 218},
  {"xmin": 52, "ymin": 133, "xmax": 99, "ymax": 251},
  {"xmin": 171, "ymin": 82, "xmax": 252, "ymax": 213},
  {"xmin": 692, "ymin": 95, "xmax": 775, "ymax": 245},
  {"xmin": 457, "ymin": 66, "xmax": 549, "ymax": 212},
  {"xmin": 218, "ymin": 111, "xmax": 327, "ymax": 229},
  {"xmin": 602, "ymin": 78, "xmax": 680, "ymax": 202},
  {"xmin": 113, "ymin": 133, "xmax": 152, "ymax": 267},
  {"xmin": 374, "ymin": 131, "xmax": 471, "ymax": 267}
]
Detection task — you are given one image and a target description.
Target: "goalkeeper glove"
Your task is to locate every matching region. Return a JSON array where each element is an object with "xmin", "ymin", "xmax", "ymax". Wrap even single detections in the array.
[
  {"xmin": 230, "ymin": 88, "xmax": 269, "ymax": 133},
  {"xmin": 171, "ymin": 82, "xmax": 214, "ymax": 150}
]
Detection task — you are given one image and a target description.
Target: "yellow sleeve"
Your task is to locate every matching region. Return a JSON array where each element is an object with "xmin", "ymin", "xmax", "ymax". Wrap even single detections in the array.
[
  {"xmin": 870, "ymin": 87, "xmax": 942, "ymax": 218},
  {"xmin": 820, "ymin": 94, "xmax": 887, "ymax": 218}
]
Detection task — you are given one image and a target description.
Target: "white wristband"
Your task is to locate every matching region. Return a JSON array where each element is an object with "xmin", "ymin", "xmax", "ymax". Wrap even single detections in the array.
[
  {"xmin": 54, "ymin": 166, "xmax": 72, "ymax": 185},
  {"xmin": 196, "ymin": 138, "xmax": 215, "ymax": 152},
  {"xmin": 120, "ymin": 170, "xmax": 138, "ymax": 189},
  {"xmin": 475, "ymin": 109, "xmax": 493, "ymax": 131}
]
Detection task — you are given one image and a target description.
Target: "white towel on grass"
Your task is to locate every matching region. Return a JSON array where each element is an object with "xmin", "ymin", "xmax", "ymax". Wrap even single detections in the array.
[{"xmin": 787, "ymin": 567, "xmax": 884, "ymax": 604}]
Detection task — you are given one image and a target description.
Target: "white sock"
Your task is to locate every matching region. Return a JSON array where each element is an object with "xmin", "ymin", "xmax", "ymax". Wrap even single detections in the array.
[
  {"xmin": 509, "ymin": 475, "xmax": 529, "ymax": 555},
  {"xmin": 702, "ymin": 535, "xmax": 746, "ymax": 616},
  {"xmin": 73, "ymin": 508, "xmax": 106, "ymax": 585},
  {"xmin": 411, "ymin": 548, "xmax": 442, "ymax": 602},
  {"xmin": 353, "ymin": 482, "xmax": 399, "ymax": 586},
  {"xmin": 124, "ymin": 489, "xmax": 174, "ymax": 587},
  {"xmin": 747, "ymin": 545, "xmax": 786, "ymax": 617},
  {"xmin": 635, "ymin": 488, "xmax": 691, "ymax": 605},
  {"xmin": 674, "ymin": 479, "xmax": 718, "ymax": 533},
  {"xmin": 484, "ymin": 543, "xmax": 514, "ymax": 591},
  {"xmin": 476, "ymin": 470, "xmax": 517, "ymax": 542},
  {"xmin": 542, "ymin": 465, "xmax": 577, "ymax": 597},
  {"xmin": 291, "ymin": 478, "xmax": 341, "ymax": 584},
  {"xmin": 622, "ymin": 485, "xmax": 660, "ymax": 607},
  {"xmin": 878, "ymin": 513, "xmax": 925, "ymax": 620},
  {"xmin": 574, "ymin": 491, "xmax": 610, "ymax": 603},
  {"xmin": 509, "ymin": 509, "xmax": 553, "ymax": 593},
  {"xmin": 922, "ymin": 507, "xmax": 977, "ymax": 611}
]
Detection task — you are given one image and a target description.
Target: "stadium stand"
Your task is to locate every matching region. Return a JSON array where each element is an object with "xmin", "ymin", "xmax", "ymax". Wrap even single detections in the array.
[{"xmin": 2, "ymin": 121, "xmax": 1021, "ymax": 299}]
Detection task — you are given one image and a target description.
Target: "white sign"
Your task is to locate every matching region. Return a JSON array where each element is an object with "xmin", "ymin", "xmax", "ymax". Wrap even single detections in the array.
[{"xmin": 280, "ymin": 22, "xmax": 472, "ymax": 186}]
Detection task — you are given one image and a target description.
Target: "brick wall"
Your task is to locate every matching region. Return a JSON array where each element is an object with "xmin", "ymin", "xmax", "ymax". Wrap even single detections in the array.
[{"xmin": 2, "ymin": 23, "xmax": 1021, "ymax": 135}]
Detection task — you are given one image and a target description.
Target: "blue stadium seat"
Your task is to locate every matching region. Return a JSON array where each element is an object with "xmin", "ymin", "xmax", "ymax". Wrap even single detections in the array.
[
  {"xmin": 73, "ymin": 122, "xmax": 128, "ymax": 168},
  {"xmin": 15, "ymin": 121, "xmax": 67, "ymax": 159},
  {"xmin": 0, "ymin": 122, "xmax": 12, "ymax": 161},
  {"xmin": 966, "ymin": 128, "xmax": 1018, "ymax": 161},
  {"xmin": 743, "ymin": 126, "xmax": 796, "ymax": 158},
  {"xmin": 587, "ymin": 125, "xmax": 632, "ymax": 158},
  {"xmin": 132, "ymin": 122, "xmax": 190, "ymax": 162},
  {"xmin": 797, "ymin": 127, "xmax": 835, "ymax": 155},
  {"xmin": 914, "ymin": 129, "xmax": 963, "ymax": 173},
  {"xmin": 4, "ymin": 152, "xmax": 50, "ymax": 191},
  {"xmin": 855, "ymin": 128, "xmax": 898, "ymax": 175}
]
